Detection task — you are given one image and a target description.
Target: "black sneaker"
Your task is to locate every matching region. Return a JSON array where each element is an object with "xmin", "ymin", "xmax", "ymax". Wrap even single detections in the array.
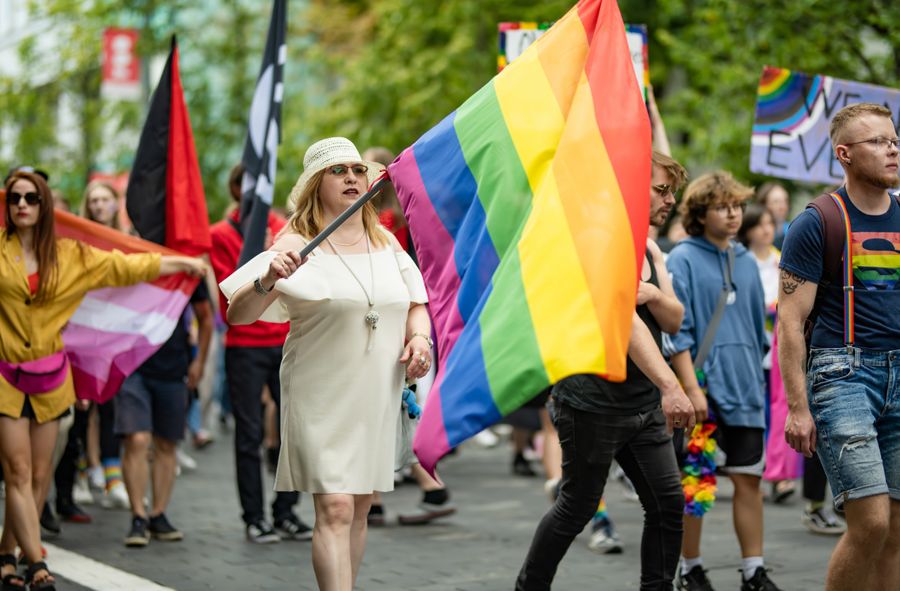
[
  {"xmin": 367, "ymin": 504, "xmax": 386, "ymax": 527},
  {"xmin": 125, "ymin": 516, "xmax": 150, "ymax": 547},
  {"xmin": 40, "ymin": 503, "xmax": 60, "ymax": 537},
  {"xmin": 56, "ymin": 500, "xmax": 92, "ymax": 524},
  {"xmin": 741, "ymin": 567, "xmax": 782, "ymax": 591},
  {"xmin": 148, "ymin": 513, "xmax": 184, "ymax": 541},
  {"xmin": 245, "ymin": 520, "xmax": 280, "ymax": 544},
  {"xmin": 274, "ymin": 514, "xmax": 313, "ymax": 541},
  {"xmin": 512, "ymin": 453, "xmax": 537, "ymax": 477},
  {"xmin": 265, "ymin": 447, "xmax": 279, "ymax": 475},
  {"xmin": 677, "ymin": 564, "xmax": 715, "ymax": 591}
]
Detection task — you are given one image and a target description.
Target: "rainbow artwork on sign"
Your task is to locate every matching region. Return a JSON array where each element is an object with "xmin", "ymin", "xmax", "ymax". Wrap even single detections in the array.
[
  {"xmin": 498, "ymin": 21, "xmax": 648, "ymax": 101},
  {"xmin": 750, "ymin": 66, "xmax": 900, "ymax": 185}
]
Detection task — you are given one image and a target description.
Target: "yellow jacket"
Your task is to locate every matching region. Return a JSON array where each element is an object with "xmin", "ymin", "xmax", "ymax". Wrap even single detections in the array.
[{"xmin": 0, "ymin": 230, "xmax": 160, "ymax": 422}]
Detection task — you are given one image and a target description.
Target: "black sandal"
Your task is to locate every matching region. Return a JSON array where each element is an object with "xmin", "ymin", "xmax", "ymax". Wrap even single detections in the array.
[
  {"xmin": 23, "ymin": 562, "xmax": 54, "ymax": 591},
  {"xmin": 0, "ymin": 554, "xmax": 24, "ymax": 590}
]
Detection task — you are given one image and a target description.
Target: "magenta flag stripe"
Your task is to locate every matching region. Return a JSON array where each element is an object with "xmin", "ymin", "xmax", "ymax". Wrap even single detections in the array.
[
  {"xmin": 390, "ymin": 148, "xmax": 465, "ymax": 362},
  {"xmin": 413, "ymin": 378, "xmax": 450, "ymax": 472},
  {"xmin": 63, "ymin": 327, "xmax": 161, "ymax": 381},
  {"xmin": 70, "ymin": 365, "xmax": 128, "ymax": 405}
]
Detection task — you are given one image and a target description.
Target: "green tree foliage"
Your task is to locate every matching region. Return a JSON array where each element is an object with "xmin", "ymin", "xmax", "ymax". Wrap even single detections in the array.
[
  {"xmin": 301, "ymin": 0, "xmax": 899, "ymax": 194},
  {"xmin": 3, "ymin": 0, "xmax": 899, "ymax": 220},
  {"xmin": 627, "ymin": 0, "xmax": 900, "ymax": 184},
  {"xmin": 1, "ymin": 0, "xmax": 275, "ymax": 218},
  {"xmin": 299, "ymin": 0, "xmax": 571, "ymax": 152}
]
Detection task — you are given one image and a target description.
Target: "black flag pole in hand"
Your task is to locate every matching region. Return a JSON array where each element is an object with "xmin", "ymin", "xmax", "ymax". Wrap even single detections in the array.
[{"xmin": 238, "ymin": 0, "xmax": 287, "ymax": 266}]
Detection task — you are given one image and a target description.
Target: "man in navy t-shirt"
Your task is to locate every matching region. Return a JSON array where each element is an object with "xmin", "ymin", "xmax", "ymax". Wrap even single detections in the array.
[{"xmin": 778, "ymin": 102, "xmax": 900, "ymax": 591}]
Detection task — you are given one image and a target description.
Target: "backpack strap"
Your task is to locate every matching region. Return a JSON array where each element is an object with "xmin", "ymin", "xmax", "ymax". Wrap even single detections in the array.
[
  {"xmin": 804, "ymin": 192, "xmax": 848, "ymax": 349},
  {"xmin": 826, "ymin": 193, "xmax": 854, "ymax": 350},
  {"xmin": 804, "ymin": 191, "xmax": 900, "ymax": 350},
  {"xmin": 806, "ymin": 193, "xmax": 845, "ymax": 287}
]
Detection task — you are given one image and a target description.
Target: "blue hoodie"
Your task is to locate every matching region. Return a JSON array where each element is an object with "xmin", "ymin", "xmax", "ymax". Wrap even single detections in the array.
[{"xmin": 666, "ymin": 237, "xmax": 767, "ymax": 428}]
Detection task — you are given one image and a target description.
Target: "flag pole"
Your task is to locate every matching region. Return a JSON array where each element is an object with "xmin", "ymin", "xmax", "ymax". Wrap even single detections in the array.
[{"xmin": 299, "ymin": 175, "xmax": 389, "ymax": 258}]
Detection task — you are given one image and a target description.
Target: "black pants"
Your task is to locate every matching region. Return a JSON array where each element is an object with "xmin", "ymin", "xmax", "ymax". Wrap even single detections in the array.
[
  {"xmin": 98, "ymin": 399, "xmax": 119, "ymax": 460},
  {"xmin": 226, "ymin": 346, "xmax": 298, "ymax": 524},
  {"xmin": 803, "ymin": 451, "xmax": 828, "ymax": 503},
  {"xmin": 516, "ymin": 402, "xmax": 684, "ymax": 591},
  {"xmin": 54, "ymin": 408, "xmax": 89, "ymax": 507}
]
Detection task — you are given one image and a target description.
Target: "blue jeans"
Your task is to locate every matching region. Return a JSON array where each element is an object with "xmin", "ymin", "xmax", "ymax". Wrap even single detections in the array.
[{"xmin": 807, "ymin": 347, "xmax": 900, "ymax": 510}]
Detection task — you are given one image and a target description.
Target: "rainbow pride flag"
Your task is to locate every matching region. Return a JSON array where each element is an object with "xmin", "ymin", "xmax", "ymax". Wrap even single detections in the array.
[{"xmin": 388, "ymin": 0, "xmax": 651, "ymax": 472}]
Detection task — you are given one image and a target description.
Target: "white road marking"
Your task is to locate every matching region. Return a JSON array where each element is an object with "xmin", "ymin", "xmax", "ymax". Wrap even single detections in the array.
[{"xmin": 43, "ymin": 542, "xmax": 175, "ymax": 591}]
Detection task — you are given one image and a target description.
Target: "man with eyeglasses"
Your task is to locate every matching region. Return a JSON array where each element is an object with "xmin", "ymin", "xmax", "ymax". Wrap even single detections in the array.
[
  {"xmin": 666, "ymin": 171, "xmax": 780, "ymax": 591},
  {"xmin": 778, "ymin": 102, "xmax": 900, "ymax": 591},
  {"xmin": 516, "ymin": 151, "xmax": 696, "ymax": 591}
]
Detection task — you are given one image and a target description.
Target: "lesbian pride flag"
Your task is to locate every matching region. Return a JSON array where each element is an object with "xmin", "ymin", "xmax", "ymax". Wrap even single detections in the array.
[
  {"xmin": 388, "ymin": 0, "xmax": 651, "ymax": 472},
  {"xmin": 57, "ymin": 211, "xmax": 198, "ymax": 403}
]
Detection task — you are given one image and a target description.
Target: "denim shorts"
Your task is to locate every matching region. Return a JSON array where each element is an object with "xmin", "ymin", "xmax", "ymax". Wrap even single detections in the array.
[{"xmin": 807, "ymin": 347, "xmax": 900, "ymax": 510}]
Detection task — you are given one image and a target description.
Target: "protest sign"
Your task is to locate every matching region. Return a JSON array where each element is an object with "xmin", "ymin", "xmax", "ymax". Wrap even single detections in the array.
[
  {"xmin": 750, "ymin": 66, "xmax": 900, "ymax": 185},
  {"xmin": 498, "ymin": 21, "xmax": 648, "ymax": 100}
]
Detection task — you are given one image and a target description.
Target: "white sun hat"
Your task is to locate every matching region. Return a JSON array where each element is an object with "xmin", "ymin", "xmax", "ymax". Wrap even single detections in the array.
[{"xmin": 288, "ymin": 137, "xmax": 384, "ymax": 209}]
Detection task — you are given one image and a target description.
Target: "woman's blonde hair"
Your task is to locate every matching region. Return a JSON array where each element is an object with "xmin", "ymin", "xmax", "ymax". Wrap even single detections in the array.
[
  {"xmin": 80, "ymin": 180, "xmax": 122, "ymax": 231},
  {"xmin": 288, "ymin": 170, "xmax": 388, "ymax": 247}
]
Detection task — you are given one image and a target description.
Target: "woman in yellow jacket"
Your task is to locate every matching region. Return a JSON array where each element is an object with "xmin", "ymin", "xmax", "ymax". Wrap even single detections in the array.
[{"xmin": 0, "ymin": 170, "xmax": 205, "ymax": 590}]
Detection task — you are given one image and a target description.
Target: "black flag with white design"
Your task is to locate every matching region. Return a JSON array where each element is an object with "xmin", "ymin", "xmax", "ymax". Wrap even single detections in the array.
[{"xmin": 238, "ymin": 0, "xmax": 287, "ymax": 265}]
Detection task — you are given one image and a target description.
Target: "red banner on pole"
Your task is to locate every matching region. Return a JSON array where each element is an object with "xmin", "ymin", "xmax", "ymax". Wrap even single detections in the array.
[{"xmin": 101, "ymin": 28, "xmax": 141, "ymax": 101}]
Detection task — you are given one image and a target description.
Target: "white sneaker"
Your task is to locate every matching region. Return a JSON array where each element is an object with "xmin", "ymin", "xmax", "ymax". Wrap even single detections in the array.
[
  {"xmin": 473, "ymin": 429, "xmax": 500, "ymax": 448},
  {"xmin": 616, "ymin": 471, "xmax": 640, "ymax": 503},
  {"xmin": 100, "ymin": 482, "xmax": 131, "ymax": 510},
  {"xmin": 587, "ymin": 518, "xmax": 623, "ymax": 554},
  {"xmin": 543, "ymin": 478, "xmax": 561, "ymax": 502},
  {"xmin": 73, "ymin": 476, "xmax": 95, "ymax": 505},
  {"xmin": 87, "ymin": 466, "xmax": 105, "ymax": 492},
  {"xmin": 176, "ymin": 448, "xmax": 197, "ymax": 471},
  {"xmin": 802, "ymin": 506, "xmax": 846, "ymax": 535}
]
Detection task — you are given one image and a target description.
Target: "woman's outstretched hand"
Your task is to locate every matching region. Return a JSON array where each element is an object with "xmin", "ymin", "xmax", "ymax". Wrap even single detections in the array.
[{"xmin": 160, "ymin": 256, "xmax": 207, "ymax": 277}]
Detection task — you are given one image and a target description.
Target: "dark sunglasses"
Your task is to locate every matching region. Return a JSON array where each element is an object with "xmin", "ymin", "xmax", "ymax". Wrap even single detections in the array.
[
  {"xmin": 326, "ymin": 164, "xmax": 369, "ymax": 176},
  {"xmin": 652, "ymin": 183, "xmax": 675, "ymax": 197},
  {"xmin": 7, "ymin": 191, "xmax": 41, "ymax": 206}
]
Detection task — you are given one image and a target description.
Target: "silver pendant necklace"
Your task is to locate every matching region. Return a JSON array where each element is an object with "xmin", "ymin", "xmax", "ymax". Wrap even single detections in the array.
[{"xmin": 327, "ymin": 234, "xmax": 379, "ymax": 349}]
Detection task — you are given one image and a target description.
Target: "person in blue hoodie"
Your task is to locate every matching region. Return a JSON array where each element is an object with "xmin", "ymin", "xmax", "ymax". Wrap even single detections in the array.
[{"xmin": 666, "ymin": 171, "xmax": 780, "ymax": 591}]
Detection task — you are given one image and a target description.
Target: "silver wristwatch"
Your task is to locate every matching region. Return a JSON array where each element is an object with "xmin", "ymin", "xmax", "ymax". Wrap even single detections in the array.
[{"xmin": 254, "ymin": 276, "xmax": 273, "ymax": 296}]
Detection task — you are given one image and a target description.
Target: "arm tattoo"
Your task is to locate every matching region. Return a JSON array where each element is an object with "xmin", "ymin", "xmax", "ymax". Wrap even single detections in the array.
[{"xmin": 781, "ymin": 270, "xmax": 807, "ymax": 295}]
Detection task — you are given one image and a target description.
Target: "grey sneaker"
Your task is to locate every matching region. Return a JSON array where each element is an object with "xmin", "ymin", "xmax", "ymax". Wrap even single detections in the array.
[
  {"xmin": 125, "ymin": 516, "xmax": 150, "ymax": 548},
  {"xmin": 245, "ymin": 520, "xmax": 280, "ymax": 544},
  {"xmin": 274, "ymin": 514, "xmax": 313, "ymax": 541},
  {"xmin": 148, "ymin": 513, "xmax": 184, "ymax": 541},
  {"xmin": 587, "ymin": 517, "xmax": 622, "ymax": 554},
  {"xmin": 397, "ymin": 501, "xmax": 457, "ymax": 525},
  {"xmin": 802, "ymin": 507, "xmax": 846, "ymax": 535}
]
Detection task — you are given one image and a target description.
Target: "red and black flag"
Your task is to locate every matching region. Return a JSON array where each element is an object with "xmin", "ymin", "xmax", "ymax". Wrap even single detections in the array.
[
  {"xmin": 126, "ymin": 36, "xmax": 211, "ymax": 256},
  {"xmin": 237, "ymin": 0, "xmax": 287, "ymax": 265}
]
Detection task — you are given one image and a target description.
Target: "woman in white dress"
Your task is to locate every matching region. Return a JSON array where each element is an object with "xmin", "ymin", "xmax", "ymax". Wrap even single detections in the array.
[{"xmin": 222, "ymin": 137, "xmax": 432, "ymax": 591}]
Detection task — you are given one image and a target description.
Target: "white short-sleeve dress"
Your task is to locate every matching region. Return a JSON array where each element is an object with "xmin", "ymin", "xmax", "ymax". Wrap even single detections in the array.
[{"xmin": 220, "ymin": 236, "xmax": 428, "ymax": 494}]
